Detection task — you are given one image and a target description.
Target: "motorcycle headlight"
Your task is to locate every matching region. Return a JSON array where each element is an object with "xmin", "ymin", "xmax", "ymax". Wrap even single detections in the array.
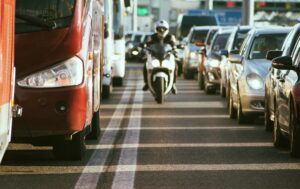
[
  {"xmin": 151, "ymin": 59, "xmax": 160, "ymax": 67},
  {"xmin": 18, "ymin": 57, "xmax": 83, "ymax": 88},
  {"xmin": 132, "ymin": 50, "xmax": 139, "ymax": 56},
  {"xmin": 208, "ymin": 59, "xmax": 220, "ymax": 67},
  {"xmin": 246, "ymin": 73, "xmax": 264, "ymax": 90}
]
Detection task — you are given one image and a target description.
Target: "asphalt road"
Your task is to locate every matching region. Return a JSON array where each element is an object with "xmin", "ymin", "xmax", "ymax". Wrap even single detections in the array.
[{"xmin": 1, "ymin": 63, "xmax": 300, "ymax": 189}]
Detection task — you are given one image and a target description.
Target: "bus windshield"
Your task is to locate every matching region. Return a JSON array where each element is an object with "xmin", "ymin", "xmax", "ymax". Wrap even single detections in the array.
[{"xmin": 16, "ymin": 0, "xmax": 76, "ymax": 34}]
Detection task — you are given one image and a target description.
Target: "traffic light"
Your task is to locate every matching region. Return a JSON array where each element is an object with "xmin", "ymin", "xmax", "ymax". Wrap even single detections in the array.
[{"xmin": 137, "ymin": 6, "xmax": 149, "ymax": 16}]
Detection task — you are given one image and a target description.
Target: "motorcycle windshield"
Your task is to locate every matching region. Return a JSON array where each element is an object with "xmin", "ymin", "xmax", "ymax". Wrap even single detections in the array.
[{"xmin": 149, "ymin": 43, "xmax": 172, "ymax": 61}]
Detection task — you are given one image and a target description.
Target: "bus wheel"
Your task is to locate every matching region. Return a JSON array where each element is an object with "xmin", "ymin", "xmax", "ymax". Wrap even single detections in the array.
[
  {"xmin": 53, "ymin": 131, "xmax": 86, "ymax": 160},
  {"xmin": 87, "ymin": 109, "xmax": 101, "ymax": 140},
  {"xmin": 113, "ymin": 77, "xmax": 123, "ymax": 87}
]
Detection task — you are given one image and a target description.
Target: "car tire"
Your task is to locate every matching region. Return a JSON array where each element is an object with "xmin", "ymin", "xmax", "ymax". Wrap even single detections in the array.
[
  {"xmin": 290, "ymin": 102, "xmax": 300, "ymax": 157},
  {"xmin": 273, "ymin": 112, "xmax": 285, "ymax": 148},
  {"xmin": 102, "ymin": 84, "xmax": 112, "ymax": 99},
  {"xmin": 53, "ymin": 130, "xmax": 86, "ymax": 160},
  {"xmin": 204, "ymin": 75, "xmax": 216, "ymax": 94},
  {"xmin": 86, "ymin": 109, "xmax": 101, "ymax": 140},
  {"xmin": 229, "ymin": 91, "xmax": 237, "ymax": 119},
  {"xmin": 264, "ymin": 99, "xmax": 273, "ymax": 132},
  {"xmin": 198, "ymin": 72, "xmax": 204, "ymax": 90},
  {"xmin": 220, "ymin": 82, "xmax": 226, "ymax": 98},
  {"xmin": 237, "ymin": 95, "xmax": 247, "ymax": 124},
  {"xmin": 113, "ymin": 77, "xmax": 123, "ymax": 87}
]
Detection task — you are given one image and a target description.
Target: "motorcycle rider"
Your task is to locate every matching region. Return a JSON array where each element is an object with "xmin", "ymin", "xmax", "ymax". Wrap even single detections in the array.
[{"xmin": 142, "ymin": 19, "xmax": 178, "ymax": 94}]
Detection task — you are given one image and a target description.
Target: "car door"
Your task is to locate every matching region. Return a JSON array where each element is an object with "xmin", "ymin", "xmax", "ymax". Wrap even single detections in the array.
[{"xmin": 277, "ymin": 40, "xmax": 300, "ymax": 131}]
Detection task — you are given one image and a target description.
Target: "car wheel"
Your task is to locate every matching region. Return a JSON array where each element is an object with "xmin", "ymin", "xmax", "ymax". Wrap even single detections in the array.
[
  {"xmin": 113, "ymin": 77, "xmax": 123, "ymax": 87},
  {"xmin": 204, "ymin": 76, "xmax": 216, "ymax": 94},
  {"xmin": 86, "ymin": 109, "xmax": 101, "ymax": 140},
  {"xmin": 273, "ymin": 112, "xmax": 285, "ymax": 148},
  {"xmin": 264, "ymin": 99, "xmax": 273, "ymax": 132},
  {"xmin": 229, "ymin": 91, "xmax": 237, "ymax": 119},
  {"xmin": 290, "ymin": 103, "xmax": 300, "ymax": 157},
  {"xmin": 220, "ymin": 82, "xmax": 226, "ymax": 98},
  {"xmin": 237, "ymin": 95, "xmax": 247, "ymax": 124},
  {"xmin": 102, "ymin": 84, "xmax": 112, "ymax": 99},
  {"xmin": 53, "ymin": 130, "xmax": 86, "ymax": 160},
  {"xmin": 198, "ymin": 72, "xmax": 204, "ymax": 90}
]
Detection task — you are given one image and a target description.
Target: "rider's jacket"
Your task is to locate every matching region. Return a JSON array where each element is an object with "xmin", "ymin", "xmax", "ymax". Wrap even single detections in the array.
[{"xmin": 146, "ymin": 33, "xmax": 177, "ymax": 49}]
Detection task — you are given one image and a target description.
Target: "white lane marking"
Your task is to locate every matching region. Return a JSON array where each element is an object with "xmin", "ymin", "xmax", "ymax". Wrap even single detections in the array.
[
  {"xmin": 112, "ymin": 82, "xmax": 143, "ymax": 189},
  {"xmin": 100, "ymin": 115, "xmax": 229, "ymax": 119},
  {"xmin": 87, "ymin": 142, "xmax": 273, "ymax": 150},
  {"xmin": 101, "ymin": 101, "xmax": 226, "ymax": 109},
  {"xmin": 74, "ymin": 87, "xmax": 133, "ymax": 189},
  {"xmin": 112, "ymin": 90, "xmax": 204, "ymax": 94},
  {"xmin": 104, "ymin": 126, "xmax": 260, "ymax": 131},
  {"xmin": 3, "ymin": 163, "xmax": 300, "ymax": 175}
]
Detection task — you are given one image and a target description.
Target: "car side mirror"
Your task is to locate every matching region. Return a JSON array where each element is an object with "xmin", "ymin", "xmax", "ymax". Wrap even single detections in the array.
[
  {"xmin": 219, "ymin": 49, "xmax": 229, "ymax": 57},
  {"xmin": 266, "ymin": 50, "xmax": 283, "ymax": 61},
  {"xmin": 272, "ymin": 56, "xmax": 293, "ymax": 70},
  {"xmin": 228, "ymin": 53, "xmax": 243, "ymax": 64},
  {"xmin": 200, "ymin": 48, "xmax": 207, "ymax": 56}
]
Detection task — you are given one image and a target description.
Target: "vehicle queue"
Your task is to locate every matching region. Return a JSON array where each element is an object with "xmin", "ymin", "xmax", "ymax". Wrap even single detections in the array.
[{"xmin": 176, "ymin": 23, "xmax": 300, "ymax": 158}]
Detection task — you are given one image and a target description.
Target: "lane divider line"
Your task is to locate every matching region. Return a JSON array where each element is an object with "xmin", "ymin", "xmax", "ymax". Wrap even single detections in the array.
[
  {"xmin": 87, "ymin": 142, "xmax": 274, "ymax": 150},
  {"xmin": 112, "ymin": 81, "xmax": 143, "ymax": 189},
  {"xmin": 74, "ymin": 82, "xmax": 133, "ymax": 189}
]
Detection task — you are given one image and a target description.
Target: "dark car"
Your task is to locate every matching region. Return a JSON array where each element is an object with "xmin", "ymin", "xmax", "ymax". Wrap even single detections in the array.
[
  {"xmin": 271, "ymin": 36, "xmax": 300, "ymax": 157},
  {"xmin": 177, "ymin": 15, "xmax": 218, "ymax": 40},
  {"xmin": 202, "ymin": 28, "xmax": 232, "ymax": 94},
  {"xmin": 219, "ymin": 26, "xmax": 251, "ymax": 98},
  {"xmin": 265, "ymin": 24, "xmax": 300, "ymax": 131}
]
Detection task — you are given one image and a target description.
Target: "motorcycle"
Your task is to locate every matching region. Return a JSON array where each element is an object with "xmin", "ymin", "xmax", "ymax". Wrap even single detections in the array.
[{"xmin": 145, "ymin": 43, "xmax": 176, "ymax": 104}]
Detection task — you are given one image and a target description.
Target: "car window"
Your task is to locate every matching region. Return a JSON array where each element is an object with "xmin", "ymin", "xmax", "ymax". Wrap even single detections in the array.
[
  {"xmin": 233, "ymin": 31, "xmax": 249, "ymax": 51},
  {"xmin": 225, "ymin": 30, "xmax": 235, "ymax": 50},
  {"xmin": 291, "ymin": 38, "xmax": 300, "ymax": 65},
  {"xmin": 239, "ymin": 33, "xmax": 251, "ymax": 56},
  {"xmin": 211, "ymin": 33, "xmax": 230, "ymax": 51},
  {"xmin": 249, "ymin": 34, "xmax": 286, "ymax": 60},
  {"xmin": 190, "ymin": 30, "xmax": 209, "ymax": 43}
]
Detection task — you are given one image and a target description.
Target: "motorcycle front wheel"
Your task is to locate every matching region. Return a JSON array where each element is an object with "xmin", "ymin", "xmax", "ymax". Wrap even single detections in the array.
[{"xmin": 154, "ymin": 77, "xmax": 165, "ymax": 104}]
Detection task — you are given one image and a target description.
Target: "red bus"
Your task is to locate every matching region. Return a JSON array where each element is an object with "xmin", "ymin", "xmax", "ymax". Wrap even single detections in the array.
[
  {"xmin": 0, "ymin": 0, "xmax": 22, "ymax": 163},
  {"xmin": 13, "ymin": 0, "xmax": 104, "ymax": 160}
]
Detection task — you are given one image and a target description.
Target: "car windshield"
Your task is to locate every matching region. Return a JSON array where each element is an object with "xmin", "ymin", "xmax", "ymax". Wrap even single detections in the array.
[
  {"xmin": 206, "ymin": 29, "xmax": 218, "ymax": 46},
  {"xmin": 190, "ymin": 30, "xmax": 209, "ymax": 43},
  {"xmin": 249, "ymin": 34, "xmax": 287, "ymax": 60},
  {"xmin": 133, "ymin": 34, "xmax": 143, "ymax": 43},
  {"xmin": 16, "ymin": 0, "xmax": 75, "ymax": 34},
  {"xmin": 233, "ymin": 31, "xmax": 249, "ymax": 51},
  {"xmin": 211, "ymin": 33, "xmax": 230, "ymax": 51}
]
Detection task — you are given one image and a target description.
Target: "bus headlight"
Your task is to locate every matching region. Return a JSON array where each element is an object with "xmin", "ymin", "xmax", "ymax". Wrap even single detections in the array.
[{"xmin": 18, "ymin": 57, "xmax": 83, "ymax": 88}]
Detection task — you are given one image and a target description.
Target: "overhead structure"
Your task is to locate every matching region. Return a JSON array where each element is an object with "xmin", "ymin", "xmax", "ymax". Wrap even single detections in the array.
[{"xmin": 242, "ymin": 0, "xmax": 254, "ymax": 25}]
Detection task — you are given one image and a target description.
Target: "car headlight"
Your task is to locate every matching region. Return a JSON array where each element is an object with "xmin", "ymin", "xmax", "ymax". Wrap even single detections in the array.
[
  {"xmin": 190, "ymin": 52, "xmax": 197, "ymax": 59},
  {"xmin": 246, "ymin": 73, "xmax": 264, "ymax": 90},
  {"xmin": 208, "ymin": 59, "xmax": 220, "ymax": 67},
  {"xmin": 18, "ymin": 57, "xmax": 83, "ymax": 88}
]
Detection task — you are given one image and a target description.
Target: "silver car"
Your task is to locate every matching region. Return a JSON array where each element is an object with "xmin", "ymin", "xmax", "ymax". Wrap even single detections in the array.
[{"xmin": 228, "ymin": 27, "xmax": 290, "ymax": 124}]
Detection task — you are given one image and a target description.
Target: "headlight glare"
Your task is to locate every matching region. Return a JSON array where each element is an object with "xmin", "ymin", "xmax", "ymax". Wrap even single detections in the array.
[
  {"xmin": 18, "ymin": 57, "xmax": 83, "ymax": 88},
  {"xmin": 246, "ymin": 73, "xmax": 264, "ymax": 90}
]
